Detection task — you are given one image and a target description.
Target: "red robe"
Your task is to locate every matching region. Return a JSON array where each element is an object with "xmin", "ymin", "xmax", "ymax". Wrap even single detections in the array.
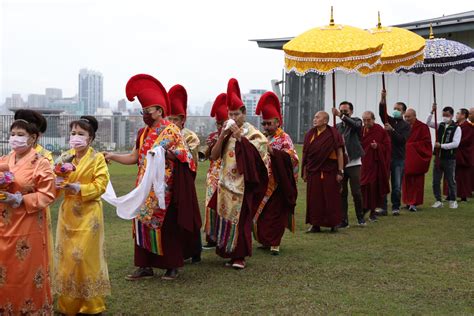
[
  {"xmin": 361, "ymin": 124, "xmax": 391, "ymax": 210},
  {"xmin": 454, "ymin": 121, "xmax": 474, "ymax": 199},
  {"xmin": 256, "ymin": 148, "xmax": 297, "ymax": 247},
  {"xmin": 209, "ymin": 137, "xmax": 268, "ymax": 260},
  {"xmin": 402, "ymin": 119, "xmax": 432, "ymax": 206},
  {"xmin": 302, "ymin": 126, "xmax": 344, "ymax": 228}
]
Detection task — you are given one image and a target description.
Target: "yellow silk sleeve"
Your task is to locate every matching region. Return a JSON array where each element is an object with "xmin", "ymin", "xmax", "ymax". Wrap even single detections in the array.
[{"xmin": 79, "ymin": 154, "xmax": 110, "ymax": 202}]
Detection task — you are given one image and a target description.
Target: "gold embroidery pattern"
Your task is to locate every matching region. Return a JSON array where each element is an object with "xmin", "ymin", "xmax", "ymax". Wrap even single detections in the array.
[
  {"xmin": 0, "ymin": 265, "xmax": 6, "ymax": 287},
  {"xmin": 90, "ymin": 216, "xmax": 100, "ymax": 235},
  {"xmin": 55, "ymin": 273, "xmax": 111, "ymax": 299},
  {"xmin": 15, "ymin": 238, "xmax": 31, "ymax": 261},
  {"xmin": 0, "ymin": 208, "xmax": 11, "ymax": 225},
  {"xmin": 34, "ymin": 267, "xmax": 44, "ymax": 289},
  {"xmin": 71, "ymin": 247, "xmax": 83, "ymax": 264},
  {"xmin": 0, "ymin": 303, "xmax": 13, "ymax": 314},
  {"xmin": 20, "ymin": 299, "xmax": 35, "ymax": 314}
]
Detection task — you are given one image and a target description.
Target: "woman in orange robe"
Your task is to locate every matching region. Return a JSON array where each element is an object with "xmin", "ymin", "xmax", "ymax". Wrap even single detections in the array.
[{"xmin": 0, "ymin": 115, "xmax": 56, "ymax": 314}]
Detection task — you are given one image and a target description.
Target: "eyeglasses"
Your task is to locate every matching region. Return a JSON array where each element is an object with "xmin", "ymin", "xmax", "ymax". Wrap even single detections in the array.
[
  {"xmin": 140, "ymin": 107, "xmax": 158, "ymax": 115},
  {"xmin": 261, "ymin": 121, "xmax": 273, "ymax": 126}
]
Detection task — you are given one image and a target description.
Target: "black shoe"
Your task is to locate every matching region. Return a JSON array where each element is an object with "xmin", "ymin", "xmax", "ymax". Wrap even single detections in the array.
[
  {"xmin": 191, "ymin": 255, "xmax": 202, "ymax": 264},
  {"xmin": 306, "ymin": 225, "xmax": 321, "ymax": 233},
  {"xmin": 161, "ymin": 269, "xmax": 179, "ymax": 280},
  {"xmin": 357, "ymin": 218, "xmax": 367, "ymax": 226},
  {"xmin": 337, "ymin": 221, "xmax": 349, "ymax": 229},
  {"xmin": 202, "ymin": 242, "xmax": 217, "ymax": 250},
  {"xmin": 369, "ymin": 215, "xmax": 378, "ymax": 222},
  {"xmin": 125, "ymin": 267, "xmax": 154, "ymax": 281}
]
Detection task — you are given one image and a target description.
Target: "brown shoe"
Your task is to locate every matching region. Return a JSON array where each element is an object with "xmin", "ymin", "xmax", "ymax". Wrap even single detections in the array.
[{"xmin": 125, "ymin": 267, "xmax": 154, "ymax": 281}]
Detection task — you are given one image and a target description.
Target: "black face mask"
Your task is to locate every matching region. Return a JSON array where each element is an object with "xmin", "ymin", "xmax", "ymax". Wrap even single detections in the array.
[
  {"xmin": 341, "ymin": 111, "xmax": 349, "ymax": 116},
  {"xmin": 143, "ymin": 113, "xmax": 155, "ymax": 127}
]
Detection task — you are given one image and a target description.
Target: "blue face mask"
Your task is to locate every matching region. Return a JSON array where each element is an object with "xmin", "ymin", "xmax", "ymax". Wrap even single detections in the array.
[{"xmin": 392, "ymin": 110, "xmax": 402, "ymax": 119}]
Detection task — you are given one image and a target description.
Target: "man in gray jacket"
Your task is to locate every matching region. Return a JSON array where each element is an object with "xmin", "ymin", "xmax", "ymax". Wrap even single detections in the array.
[{"xmin": 333, "ymin": 101, "xmax": 366, "ymax": 227}]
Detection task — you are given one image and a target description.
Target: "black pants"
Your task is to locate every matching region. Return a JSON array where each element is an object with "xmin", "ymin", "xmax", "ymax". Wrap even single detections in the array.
[
  {"xmin": 341, "ymin": 165, "xmax": 364, "ymax": 223},
  {"xmin": 433, "ymin": 158, "xmax": 457, "ymax": 201}
]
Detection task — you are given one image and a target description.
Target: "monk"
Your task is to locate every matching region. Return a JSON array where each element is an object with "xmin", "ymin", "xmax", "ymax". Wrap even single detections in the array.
[
  {"xmin": 254, "ymin": 92, "xmax": 298, "ymax": 255},
  {"xmin": 104, "ymin": 74, "xmax": 200, "ymax": 280},
  {"xmin": 202, "ymin": 93, "xmax": 228, "ymax": 249},
  {"xmin": 360, "ymin": 111, "xmax": 391, "ymax": 222},
  {"xmin": 208, "ymin": 78, "xmax": 268, "ymax": 269},
  {"xmin": 402, "ymin": 109, "xmax": 432, "ymax": 212},
  {"xmin": 453, "ymin": 108, "xmax": 473, "ymax": 201},
  {"xmin": 470, "ymin": 108, "xmax": 474, "ymax": 194},
  {"xmin": 302, "ymin": 111, "xmax": 345, "ymax": 233},
  {"xmin": 167, "ymin": 84, "xmax": 202, "ymax": 263}
]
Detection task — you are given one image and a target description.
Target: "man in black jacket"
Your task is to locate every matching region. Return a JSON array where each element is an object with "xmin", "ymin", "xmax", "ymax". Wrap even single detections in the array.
[
  {"xmin": 379, "ymin": 90, "xmax": 411, "ymax": 216},
  {"xmin": 333, "ymin": 101, "xmax": 365, "ymax": 227}
]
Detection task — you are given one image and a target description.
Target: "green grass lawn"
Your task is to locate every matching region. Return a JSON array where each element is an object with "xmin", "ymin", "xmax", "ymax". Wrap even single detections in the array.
[{"xmin": 50, "ymin": 145, "xmax": 474, "ymax": 314}]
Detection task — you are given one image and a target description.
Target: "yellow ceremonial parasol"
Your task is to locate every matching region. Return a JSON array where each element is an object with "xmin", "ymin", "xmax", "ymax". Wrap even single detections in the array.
[
  {"xmin": 359, "ymin": 12, "xmax": 425, "ymax": 121},
  {"xmin": 283, "ymin": 7, "xmax": 384, "ymax": 125}
]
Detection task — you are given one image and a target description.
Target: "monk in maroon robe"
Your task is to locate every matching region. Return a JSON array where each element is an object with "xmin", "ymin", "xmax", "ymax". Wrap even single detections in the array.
[
  {"xmin": 454, "ymin": 109, "xmax": 474, "ymax": 201},
  {"xmin": 302, "ymin": 111, "xmax": 345, "ymax": 233},
  {"xmin": 402, "ymin": 109, "xmax": 432, "ymax": 211},
  {"xmin": 360, "ymin": 111, "xmax": 391, "ymax": 221},
  {"xmin": 208, "ymin": 78, "xmax": 268, "ymax": 269},
  {"xmin": 470, "ymin": 108, "xmax": 474, "ymax": 194},
  {"xmin": 254, "ymin": 92, "xmax": 299, "ymax": 255}
]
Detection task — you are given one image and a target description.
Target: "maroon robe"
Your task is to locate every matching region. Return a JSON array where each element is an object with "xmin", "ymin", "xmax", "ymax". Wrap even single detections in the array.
[
  {"xmin": 454, "ymin": 121, "xmax": 474, "ymax": 199},
  {"xmin": 209, "ymin": 136, "xmax": 268, "ymax": 260},
  {"xmin": 302, "ymin": 126, "xmax": 344, "ymax": 228},
  {"xmin": 443, "ymin": 121, "xmax": 474, "ymax": 199},
  {"xmin": 256, "ymin": 149, "xmax": 297, "ymax": 247},
  {"xmin": 361, "ymin": 124, "xmax": 391, "ymax": 211},
  {"xmin": 402, "ymin": 119, "xmax": 432, "ymax": 206}
]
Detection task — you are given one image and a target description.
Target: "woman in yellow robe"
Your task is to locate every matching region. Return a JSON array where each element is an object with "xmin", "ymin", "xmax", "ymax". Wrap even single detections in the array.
[
  {"xmin": 54, "ymin": 116, "xmax": 111, "ymax": 315},
  {"xmin": 0, "ymin": 116, "xmax": 56, "ymax": 314}
]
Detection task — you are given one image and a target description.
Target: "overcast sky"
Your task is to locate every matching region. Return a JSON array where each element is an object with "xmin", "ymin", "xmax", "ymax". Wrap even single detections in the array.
[{"xmin": 1, "ymin": 0, "xmax": 472, "ymax": 110}]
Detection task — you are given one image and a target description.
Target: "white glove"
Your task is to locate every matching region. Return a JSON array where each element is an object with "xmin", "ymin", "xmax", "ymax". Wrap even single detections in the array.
[
  {"xmin": 224, "ymin": 119, "xmax": 236, "ymax": 130},
  {"xmin": 0, "ymin": 191, "xmax": 23, "ymax": 208},
  {"xmin": 65, "ymin": 183, "xmax": 81, "ymax": 195}
]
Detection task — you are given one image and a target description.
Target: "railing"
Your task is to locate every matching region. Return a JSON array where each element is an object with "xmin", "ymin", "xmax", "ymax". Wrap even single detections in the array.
[{"xmin": 0, "ymin": 114, "xmax": 262, "ymax": 155}]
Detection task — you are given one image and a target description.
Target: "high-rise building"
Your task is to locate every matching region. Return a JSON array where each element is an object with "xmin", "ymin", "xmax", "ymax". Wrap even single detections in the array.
[
  {"xmin": 78, "ymin": 68, "xmax": 103, "ymax": 115},
  {"xmin": 27, "ymin": 94, "xmax": 47, "ymax": 108},
  {"xmin": 242, "ymin": 89, "xmax": 266, "ymax": 116},
  {"xmin": 117, "ymin": 99, "xmax": 127, "ymax": 112},
  {"xmin": 5, "ymin": 94, "xmax": 25, "ymax": 108},
  {"xmin": 45, "ymin": 88, "xmax": 63, "ymax": 102}
]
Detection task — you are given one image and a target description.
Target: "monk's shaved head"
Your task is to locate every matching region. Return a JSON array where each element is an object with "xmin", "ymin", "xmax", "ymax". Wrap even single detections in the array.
[
  {"xmin": 313, "ymin": 111, "xmax": 329, "ymax": 128},
  {"xmin": 362, "ymin": 111, "xmax": 375, "ymax": 128},
  {"xmin": 404, "ymin": 108, "xmax": 417, "ymax": 125}
]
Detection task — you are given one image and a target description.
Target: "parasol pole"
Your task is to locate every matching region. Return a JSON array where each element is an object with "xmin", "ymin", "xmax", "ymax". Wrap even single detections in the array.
[
  {"xmin": 378, "ymin": 12, "xmax": 388, "ymax": 123},
  {"xmin": 332, "ymin": 70, "xmax": 336, "ymax": 126},
  {"xmin": 330, "ymin": 6, "xmax": 336, "ymax": 126},
  {"xmin": 429, "ymin": 24, "xmax": 438, "ymax": 130}
]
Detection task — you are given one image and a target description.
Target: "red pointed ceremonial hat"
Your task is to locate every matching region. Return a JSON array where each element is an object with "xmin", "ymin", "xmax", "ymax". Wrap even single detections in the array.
[
  {"xmin": 168, "ymin": 84, "xmax": 188, "ymax": 120},
  {"xmin": 210, "ymin": 93, "xmax": 228, "ymax": 122},
  {"xmin": 226, "ymin": 78, "xmax": 244, "ymax": 111},
  {"xmin": 126, "ymin": 74, "xmax": 170, "ymax": 116},
  {"xmin": 256, "ymin": 91, "xmax": 282, "ymax": 124}
]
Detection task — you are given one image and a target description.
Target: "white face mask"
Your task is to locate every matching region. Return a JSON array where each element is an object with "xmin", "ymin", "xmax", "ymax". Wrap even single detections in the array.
[
  {"xmin": 442, "ymin": 116, "xmax": 452, "ymax": 124},
  {"xmin": 9, "ymin": 135, "xmax": 29, "ymax": 151}
]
